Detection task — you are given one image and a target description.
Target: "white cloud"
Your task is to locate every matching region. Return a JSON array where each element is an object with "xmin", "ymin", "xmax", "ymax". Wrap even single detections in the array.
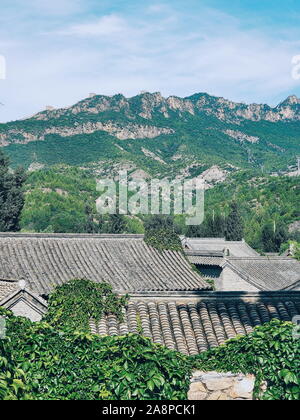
[
  {"xmin": 0, "ymin": 4, "xmax": 300, "ymax": 122},
  {"xmin": 60, "ymin": 15, "xmax": 127, "ymax": 37}
]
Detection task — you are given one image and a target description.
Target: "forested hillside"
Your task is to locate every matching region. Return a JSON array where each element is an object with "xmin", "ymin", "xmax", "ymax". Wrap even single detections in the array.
[
  {"xmin": 202, "ymin": 171, "xmax": 300, "ymax": 251},
  {"xmin": 20, "ymin": 165, "xmax": 300, "ymax": 252}
]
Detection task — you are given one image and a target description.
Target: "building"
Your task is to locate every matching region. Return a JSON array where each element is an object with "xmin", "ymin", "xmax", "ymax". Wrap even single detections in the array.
[
  {"xmin": 183, "ymin": 237, "xmax": 300, "ymax": 292},
  {"xmin": 0, "ymin": 233, "xmax": 299, "ymax": 355},
  {"xmin": 0, "ymin": 233, "xmax": 210, "ymax": 295},
  {"xmin": 182, "ymin": 237, "xmax": 260, "ymax": 257},
  {"xmin": 219, "ymin": 257, "xmax": 300, "ymax": 292}
]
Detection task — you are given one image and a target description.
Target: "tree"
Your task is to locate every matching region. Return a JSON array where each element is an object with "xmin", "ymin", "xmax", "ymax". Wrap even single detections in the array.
[
  {"xmin": 0, "ymin": 150, "xmax": 26, "ymax": 231},
  {"xmin": 225, "ymin": 201, "xmax": 243, "ymax": 241},
  {"xmin": 261, "ymin": 221, "xmax": 288, "ymax": 252},
  {"xmin": 186, "ymin": 211, "xmax": 226, "ymax": 238},
  {"xmin": 144, "ymin": 215, "xmax": 182, "ymax": 251},
  {"xmin": 84, "ymin": 204, "xmax": 95, "ymax": 233},
  {"xmin": 144, "ymin": 215, "xmax": 175, "ymax": 232},
  {"xmin": 106, "ymin": 214, "xmax": 126, "ymax": 234}
]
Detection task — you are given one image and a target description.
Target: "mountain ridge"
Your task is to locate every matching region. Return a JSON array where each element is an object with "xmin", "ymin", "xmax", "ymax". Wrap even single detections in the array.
[
  {"xmin": 29, "ymin": 91, "xmax": 300, "ymax": 123},
  {"xmin": 1, "ymin": 91, "xmax": 299, "ymax": 175}
]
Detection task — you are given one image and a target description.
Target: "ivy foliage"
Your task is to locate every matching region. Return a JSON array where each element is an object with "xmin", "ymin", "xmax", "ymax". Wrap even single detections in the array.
[
  {"xmin": 192, "ymin": 319, "xmax": 300, "ymax": 400},
  {"xmin": 0, "ymin": 308, "xmax": 27, "ymax": 400},
  {"xmin": 44, "ymin": 279, "xmax": 128, "ymax": 333},
  {"xmin": 4, "ymin": 312, "xmax": 192, "ymax": 400},
  {"xmin": 1, "ymin": 280, "xmax": 299, "ymax": 400}
]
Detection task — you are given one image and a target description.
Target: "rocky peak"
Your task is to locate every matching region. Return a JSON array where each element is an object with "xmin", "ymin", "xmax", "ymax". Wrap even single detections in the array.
[
  {"xmin": 277, "ymin": 95, "xmax": 300, "ymax": 107},
  {"xmin": 29, "ymin": 91, "xmax": 300, "ymax": 124}
]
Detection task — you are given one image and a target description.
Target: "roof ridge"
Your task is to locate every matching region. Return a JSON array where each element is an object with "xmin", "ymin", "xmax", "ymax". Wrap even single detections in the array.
[
  {"xmin": 0, "ymin": 233, "xmax": 145, "ymax": 239},
  {"xmin": 0, "ymin": 278, "xmax": 20, "ymax": 283},
  {"xmin": 227, "ymin": 256, "xmax": 298, "ymax": 260}
]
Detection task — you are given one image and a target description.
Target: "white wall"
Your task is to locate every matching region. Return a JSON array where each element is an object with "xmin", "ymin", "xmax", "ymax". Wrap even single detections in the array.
[
  {"xmin": 9, "ymin": 300, "xmax": 43, "ymax": 322},
  {"xmin": 216, "ymin": 266, "xmax": 259, "ymax": 292}
]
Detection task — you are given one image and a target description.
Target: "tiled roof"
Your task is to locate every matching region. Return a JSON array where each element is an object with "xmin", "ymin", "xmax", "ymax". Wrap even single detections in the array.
[
  {"xmin": 0, "ymin": 280, "xmax": 19, "ymax": 301},
  {"xmin": 225, "ymin": 257, "xmax": 300, "ymax": 291},
  {"xmin": 90, "ymin": 292, "xmax": 300, "ymax": 355},
  {"xmin": 187, "ymin": 256, "xmax": 224, "ymax": 266},
  {"xmin": 183, "ymin": 238, "xmax": 259, "ymax": 257},
  {"xmin": 0, "ymin": 233, "xmax": 209, "ymax": 295}
]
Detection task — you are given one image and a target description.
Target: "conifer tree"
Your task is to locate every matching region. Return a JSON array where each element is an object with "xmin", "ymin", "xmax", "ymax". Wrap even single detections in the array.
[
  {"xmin": 225, "ymin": 201, "xmax": 243, "ymax": 241},
  {"xmin": 107, "ymin": 213, "xmax": 127, "ymax": 234},
  {"xmin": 261, "ymin": 221, "xmax": 288, "ymax": 252},
  {"xmin": 0, "ymin": 150, "xmax": 26, "ymax": 231}
]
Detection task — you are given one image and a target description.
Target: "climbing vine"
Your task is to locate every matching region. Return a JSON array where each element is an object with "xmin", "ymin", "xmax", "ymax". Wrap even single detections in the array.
[
  {"xmin": 1, "ymin": 282, "xmax": 299, "ymax": 400},
  {"xmin": 0, "ymin": 308, "xmax": 27, "ymax": 400},
  {"xmin": 2, "ymin": 310, "xmax": 192, "ymax": 400},
  {"xmin": 44, "ymin": 279, "xmax": 128, "ymax": 332},
  {"xmin": 192, "ymin": 319, "xmax": 300, "ymax": 400}
]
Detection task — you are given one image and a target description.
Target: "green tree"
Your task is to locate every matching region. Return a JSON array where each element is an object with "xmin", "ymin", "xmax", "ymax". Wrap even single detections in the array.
[
  {"xmin": 84, "ymin": 204, "xmax": 95, "ymax": 233},
  {"xmin": 0, "ymin": 150, "xmax": 26, "ymax": 231},
  {"xmin": 225, "ymin": 201, "xmax": 244, "ymax": 241},
  {"xmin": 144, "ymin": 215, "xmax": 182, "ymax": 252},
  {"xmin": 106, "ymin": 213, "xmax": 127, "ymax": 234},
  {"xmin": 261, "ymin": 221, "xmax": 288, "ymax": 252},
  {"xmin": 186, "ymin": 212, "xmax": 225, "ymax": 238},
  {"xmin": 144, "ymin": 215, "xmax": 175, "ymax": 232}
]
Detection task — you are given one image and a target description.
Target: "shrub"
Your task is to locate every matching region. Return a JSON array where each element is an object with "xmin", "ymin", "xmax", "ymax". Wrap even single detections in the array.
[
  {"xmin": 144, "ymin": 228, "xmax": 183, "ymax": 252},
  {"xmin": 0, "ymin": 309, "xmax": 27, "ymax": 400},
  {"xmin": 192, "ymin": 320, "xmax": 300, "ymax": 400},
  {"xmin": 4, "ymin": 313, "xmax": 192, "ymax": 400},
  {"xmin": 44, "ymin": 279, "xmax": 128, "ymax": 333}
]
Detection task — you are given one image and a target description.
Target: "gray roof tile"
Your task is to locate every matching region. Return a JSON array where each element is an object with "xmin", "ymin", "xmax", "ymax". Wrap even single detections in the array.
[
  {"xmin": 0, "ymin": 233, "xmax": 209, "ymax": 294},
  {"xmin": 0, "ymin": 280, "xmax": 18, "ymax": 301},
  {"xmin": 91, "ymin": 293, "xmax": 300, "ymax": 355},
  {"xmin": 183, "ymin": 238, "xmax": 259, "ymax": 257},
  {"xmin": 225, "ymin": 257, "xmax": 300, "ymax": 290}
]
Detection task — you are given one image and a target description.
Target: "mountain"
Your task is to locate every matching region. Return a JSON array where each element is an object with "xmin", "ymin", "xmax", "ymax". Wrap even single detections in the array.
[{"xmin": 1, "ymin": 92, "xmax": 300, "ymax": 177}]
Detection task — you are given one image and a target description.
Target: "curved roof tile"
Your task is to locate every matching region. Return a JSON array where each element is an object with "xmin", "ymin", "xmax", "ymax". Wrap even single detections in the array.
[{"xmin": 0, "ymin": 233, "xmax": 209, "ymax": 294}]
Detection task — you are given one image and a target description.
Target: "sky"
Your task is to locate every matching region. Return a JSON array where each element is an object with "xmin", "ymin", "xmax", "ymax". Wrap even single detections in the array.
[{"xmin": 0, "ymin": 0, "xmax": 300, "ymax": 122}]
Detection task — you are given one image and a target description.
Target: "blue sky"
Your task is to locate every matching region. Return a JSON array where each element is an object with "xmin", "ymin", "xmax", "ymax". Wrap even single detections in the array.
[{"xmin": 0, "ymin": 0, "xmax": 300, "ymax": 122}]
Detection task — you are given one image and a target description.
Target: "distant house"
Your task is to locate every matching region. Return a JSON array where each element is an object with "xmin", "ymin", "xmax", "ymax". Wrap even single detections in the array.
[
  {"xmin": 183, "ymin": 237, "xmax": 300, "ymax": 292},
  {"xmin": 182, "ymin": 237, "xmax": 259, "ymax": 257},
  {"xmin": 219, "ymin": 257, "xmax": 300, "ymax": 292}
]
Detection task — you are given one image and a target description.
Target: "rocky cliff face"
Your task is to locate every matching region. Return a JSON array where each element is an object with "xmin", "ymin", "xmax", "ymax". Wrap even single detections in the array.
[
  {"xmin": 1, "ymin": 92, "xmax": 300, "ymax": 147},
  {"xmin": 31, "ymin": 92, "xmax": 300, "ymax": 124},
  {"xmin": 1, "ymin": 91, "xmax": 299, "ymax": 174},
  {"xmin": 0, "ymin": 121, "xmax": 173, "ymax": 146}
]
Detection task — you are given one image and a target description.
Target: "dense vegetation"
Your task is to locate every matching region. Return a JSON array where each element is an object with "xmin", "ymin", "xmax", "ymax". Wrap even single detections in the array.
[
  {"xmin": 0, "ymin": 310, "xmax": 27, "ymax": 400},
  {"xmin": 44, "ymin": 279, "xmax": 128, "ymax": 333},
  {"xmin": 193, "ymin": 319, "xmax": 300, "ymax": 400},
  {"xmin": 202, "ymin": 171, "xmax": 300, "ymax": 252},
  {"xmin": 0, "ymin": 281, "xmax": 192, "ymax": 400},
  {"xmin": 2, "ymin": 313, "xmax": 191, "ymax": 400},
  {"xmin": 144, "ymin": 215, "xmax": 183, "ymax": 252},
  {"xmin": 0, "ymin": 150, "xmax": 26, "ymax": 231},
  {"xmin": 20, "ymin": 166, "xmax": 144, "ymax": 234},
  {"xmin": 187, "ymin": 200, "xmax": 244, "ymax": 242},
  {"xmin": 19, "ymin": 165, "xmax": 300, "ymax": 254},
  {"xmin": 0, "ymin": 280, "xmax": 299, "ymax": 400}
]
